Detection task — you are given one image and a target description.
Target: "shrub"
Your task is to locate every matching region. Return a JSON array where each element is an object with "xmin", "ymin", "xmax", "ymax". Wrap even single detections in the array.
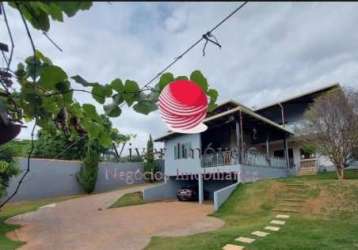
[
  {"xmin": 0, "ymin": 145, "xmax": 20, "ymax": 198},
  {"xmin": 76, "ymin": 141, "xmax": 100, "ymax": 193}
]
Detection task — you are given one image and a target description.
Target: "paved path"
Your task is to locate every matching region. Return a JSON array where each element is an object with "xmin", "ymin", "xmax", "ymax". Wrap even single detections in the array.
[{"xmin": 7, "ymin": 184, "xmax": 224, "ymax": 250}]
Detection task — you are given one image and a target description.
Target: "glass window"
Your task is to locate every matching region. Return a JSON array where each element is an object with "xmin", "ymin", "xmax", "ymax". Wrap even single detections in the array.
[{"xmin": 174, "ymin": 142, "xmax": 192, "ymax": 160}]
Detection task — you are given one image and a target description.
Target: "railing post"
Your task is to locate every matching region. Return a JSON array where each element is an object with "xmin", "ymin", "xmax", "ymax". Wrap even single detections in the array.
[
  {"xmin": 235, "ymin": 119, "xmax": 242, "ymax": 164},
  {"xmin": 283, "ymin": 136, "xmax": 290, "ymax": 168}
]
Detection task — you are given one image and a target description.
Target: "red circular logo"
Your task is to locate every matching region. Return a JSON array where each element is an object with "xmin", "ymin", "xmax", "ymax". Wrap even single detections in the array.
[{"xmin": 158, "ymin": 80, "xmax": 208, "ymax": 133}]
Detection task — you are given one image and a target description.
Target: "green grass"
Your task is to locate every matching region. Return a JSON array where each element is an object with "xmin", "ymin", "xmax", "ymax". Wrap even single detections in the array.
[
  {"xmin": 146, "ymin": 170, "xmax": 358, "ymax": 250},
  {"xmin": 109, "ymin": 191, "xmax": 145, "ymax": 208},
  {"xmin": 0, "ymin": 195, "xmax": 81, "ymax": 250}
]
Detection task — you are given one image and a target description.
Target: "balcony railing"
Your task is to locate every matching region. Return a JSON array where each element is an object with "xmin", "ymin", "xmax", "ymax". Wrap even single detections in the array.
[
  {"xmin": 201, "ymin": 150, "xmax": 291, "ymax": 169},
  {"xmin": 201, "ymin": 151, "xmax": 239, "ymax": 168}
]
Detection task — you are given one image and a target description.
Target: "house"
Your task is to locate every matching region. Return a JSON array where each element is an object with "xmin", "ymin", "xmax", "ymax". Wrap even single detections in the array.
[{"xmin": 143, "ymin": 83, "xmax": 347, "ymax": 210}]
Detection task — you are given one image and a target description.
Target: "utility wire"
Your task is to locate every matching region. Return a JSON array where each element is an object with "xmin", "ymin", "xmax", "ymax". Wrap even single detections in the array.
[{"xmin": 141, "ymin": 1, "xmax": 248, "ymax": 90}]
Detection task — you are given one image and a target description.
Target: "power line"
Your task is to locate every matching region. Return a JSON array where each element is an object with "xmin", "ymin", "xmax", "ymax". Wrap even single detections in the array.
[{"xmin": 141, "ymin": 1, "xmax": 248, "ymax": 90}]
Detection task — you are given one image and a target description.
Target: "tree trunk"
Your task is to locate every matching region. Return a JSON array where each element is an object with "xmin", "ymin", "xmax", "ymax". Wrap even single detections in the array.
[{"xmin": 336, "ymin": 165, "xmax": 345, "ymax": 180}]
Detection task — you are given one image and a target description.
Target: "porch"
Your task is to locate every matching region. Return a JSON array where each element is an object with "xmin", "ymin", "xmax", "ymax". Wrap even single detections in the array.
[{"xmin": 200, "ymin": 105, "xmax": 295, "ymax": 170}]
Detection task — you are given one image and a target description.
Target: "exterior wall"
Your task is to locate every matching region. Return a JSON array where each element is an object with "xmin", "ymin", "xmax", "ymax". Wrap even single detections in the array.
[
  {"xmin": 204, "ymin": 179, "xmax": 238, "ymax": 200},
  {"xmin": 164, "ymin": 134, "xmax": 202, "ymax": 176},
  {"xmin": 213, "ymin": 183, "xmax": 239, "ymax": 211},
  {"xmin": 143, "ymin": 177, "xmax": 195, "ymax": 201},
  {"xmin": 143, "ymin": 178, "xmax": 179, "ymax": 201},
  {"xmin": 239, "ymin": 165, "xmax": 288, "ymax": 183},
  {"xmin": 4, "ymin": 158, "xmax": 144, "ymax": 202}
]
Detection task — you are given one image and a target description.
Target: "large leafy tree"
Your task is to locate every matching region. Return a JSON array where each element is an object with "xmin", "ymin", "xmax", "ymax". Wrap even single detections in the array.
[{"xmin": 0, "ymin": 2, "xmax": 219, "ymax": 148}]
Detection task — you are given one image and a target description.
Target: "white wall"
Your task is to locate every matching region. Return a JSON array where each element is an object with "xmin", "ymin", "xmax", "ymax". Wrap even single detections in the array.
[{"xmin": 164, "ymin": 134, "xmax": 202, "ymax": 176}]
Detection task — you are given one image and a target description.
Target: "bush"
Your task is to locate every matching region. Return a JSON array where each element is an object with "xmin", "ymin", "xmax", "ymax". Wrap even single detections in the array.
[
  {"xmin": 33, "ymin": 129, "xmax": 87, "ymax": 160},
  {"xmin": 2, "ymin": 140, "xmax": 31, "ymax": 157},
  {"xmin": 0, "ymin": 145, "xmax": 20, "ymax": 198},
  {"xmin": 76, "ymin": 141, "xmax": 100, "ymax": 193}
]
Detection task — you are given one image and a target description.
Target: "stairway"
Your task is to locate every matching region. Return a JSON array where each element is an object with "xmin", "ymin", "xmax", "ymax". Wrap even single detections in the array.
[
  {"xmin": 273, "ymin": 182, "xmax": 308, "ymax": 214},
  {"xmin": 298, "ymin": 167, "xmax": 317, "ymax": 176}
]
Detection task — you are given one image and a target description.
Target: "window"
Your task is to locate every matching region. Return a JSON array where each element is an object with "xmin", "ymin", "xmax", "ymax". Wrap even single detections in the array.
[
  {"xmin": 174, "ymin": 142, "xmax": 192, "ymax": 160},
  {"xmin": 174, "ymin": 144, "xmax": 178, "ymax": 160}
]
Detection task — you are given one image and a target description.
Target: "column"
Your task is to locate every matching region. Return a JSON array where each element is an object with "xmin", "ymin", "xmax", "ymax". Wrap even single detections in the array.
[
  {"xmin": 235, "ymin": 119, "xmax": 242, "ymax": 163},
  {"xmin": 198, "ymin": 174, "xmax": 203, "ymax": 204},
  {"xmin": 283, "ymin": 136, "xmax": 290, "ymax": 168}
]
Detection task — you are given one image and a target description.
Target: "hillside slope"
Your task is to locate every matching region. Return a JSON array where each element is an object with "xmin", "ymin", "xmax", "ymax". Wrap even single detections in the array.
[{"xmin": 146, "ymin": 170, "xmax": 358, "ymax": 250}]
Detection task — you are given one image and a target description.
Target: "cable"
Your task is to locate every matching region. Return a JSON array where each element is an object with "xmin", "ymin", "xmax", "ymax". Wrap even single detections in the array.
[{"xmin": 141, "ymin": 1, "xmax": 248, "ymax": 90}]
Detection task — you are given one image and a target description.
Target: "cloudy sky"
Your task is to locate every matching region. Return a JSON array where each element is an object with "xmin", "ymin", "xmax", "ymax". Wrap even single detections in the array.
[{"xmin": 1, "ymin": 2, "xmax": 358, "ymax": 151}]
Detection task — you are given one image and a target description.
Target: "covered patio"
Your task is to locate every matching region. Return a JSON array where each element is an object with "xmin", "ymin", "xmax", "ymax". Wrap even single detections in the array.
[{"xmin": 201, "ymin": 104, "xmax": 294, "ymax": 169}]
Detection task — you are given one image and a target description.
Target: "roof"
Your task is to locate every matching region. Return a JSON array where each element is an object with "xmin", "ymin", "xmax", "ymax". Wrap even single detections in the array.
[
  {"xmin": 154, "ymin": 103, "xmax": 293, "ymax": 142},
  {"xmin": 254, "ymin": 82, "xmax": 340, "ymax": 111},
  {"xmin": 154, "ymin": 83, "xmax": 340, "ymax": 142}
]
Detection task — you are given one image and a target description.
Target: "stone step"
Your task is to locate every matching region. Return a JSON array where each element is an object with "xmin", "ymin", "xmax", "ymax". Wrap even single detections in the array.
[
  {"xmin": 286, "ymin": 183, "xmax": 305, "ymax": 186},
  {"xmin": 276, "ymin": 214, "xmax": 290, "ymax": 219},
  {"xmin": 251, "ymin": 231, "xmax": 270, "ymax": 237},
  {"xmin": 265, "ymin": 226, "xmax": 280, "ymax": 231},
  {"xmin": 281, "ymin": 198, "xmax": 306, "ymax": 202},
  {"xmin": 235, "ymin": 237, "xmax": 255, "ymax": 244},
  {"xmin": 270, "ymin": 220, "xmax": 286, "ymax": 225},
  {"xmin": 276, "ymin": 204, "xmax": 303, "ymax": 209},
  {"xmin": 280, "ymin": 194, "xmax": 307, "ymax": 198},
  {"xmin": 223, "ymin": 244, "xmax": 245, "ymax": 250},
  {"xmin": 272, "ymin": 209, "xmax": 300, "ymax": 214}
]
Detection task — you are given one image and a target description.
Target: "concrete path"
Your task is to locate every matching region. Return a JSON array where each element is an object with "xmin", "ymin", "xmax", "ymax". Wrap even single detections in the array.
[{"xmin": 7, "ymin": 184, "xmax": 224, "ymax": 250}]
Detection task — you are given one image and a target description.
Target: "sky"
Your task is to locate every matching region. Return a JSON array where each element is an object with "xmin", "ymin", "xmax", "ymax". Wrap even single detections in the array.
[{"xmin": 1, "ymin": 2, "xmax": 358, "ymax": 152}]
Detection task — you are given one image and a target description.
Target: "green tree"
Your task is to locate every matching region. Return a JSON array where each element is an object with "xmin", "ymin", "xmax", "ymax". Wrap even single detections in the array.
[
  {"xmin": 32, "ymin": 129, "xmax": 87, "ymax": 160},
  {"xmin": 76, "ymin": 140, "xmax": 100, "ymax": 193},
  {"xmin": 144, "ymin": 135, "xmax": 157, "ymax": 182}
]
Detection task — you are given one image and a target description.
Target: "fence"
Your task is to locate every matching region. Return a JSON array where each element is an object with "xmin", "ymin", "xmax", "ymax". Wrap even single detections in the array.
[{"xmin": 2, "ymin": 158, "xmax": 144, "ymax": 202}]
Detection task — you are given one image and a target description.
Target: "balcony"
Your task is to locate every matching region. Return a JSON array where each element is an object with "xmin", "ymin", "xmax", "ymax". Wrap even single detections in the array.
[{"xmin": 201, "ymin": 150, "xmax": 290, "ymax": 169}]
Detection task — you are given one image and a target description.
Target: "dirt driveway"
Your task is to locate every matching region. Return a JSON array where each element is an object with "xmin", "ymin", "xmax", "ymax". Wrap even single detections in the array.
[{"xmin": 7, "ymin": 185, "xmax": 224, "ymax": 250}]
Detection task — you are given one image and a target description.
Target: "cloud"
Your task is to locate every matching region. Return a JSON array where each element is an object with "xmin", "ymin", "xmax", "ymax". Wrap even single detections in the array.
[{"xmin": 1, "ymin": 2, "xmax": 358, "ymax": 150}]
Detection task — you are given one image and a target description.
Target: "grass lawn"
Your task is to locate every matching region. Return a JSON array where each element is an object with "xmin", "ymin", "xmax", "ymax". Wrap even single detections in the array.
[
  {"xmin": 146, "ymin": 170, "xmax": 358, "ymax": 250},
  {"xmin": 0, "ymin": 195, "xmax": 81, "ymax": 250},
  {"xmin": 109, "ymin": 191, "xmax": 146, "ymax": 208}
]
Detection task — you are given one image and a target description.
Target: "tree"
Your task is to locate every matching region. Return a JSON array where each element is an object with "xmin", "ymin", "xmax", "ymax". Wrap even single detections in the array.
[
  {"xmin": 144, "ymin": 134, "xmax": 156, "ymax": 182},
  {"xmin": 32, "ymin": 129, "xmax": 87, "ymax": 160},
  {"xmin": 300, "ymin": 87, "xmax": 358, "ymax": 179},
  {"xmin": 76, "ymin": 140, "xmax": 101, "ymax": 193}
]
